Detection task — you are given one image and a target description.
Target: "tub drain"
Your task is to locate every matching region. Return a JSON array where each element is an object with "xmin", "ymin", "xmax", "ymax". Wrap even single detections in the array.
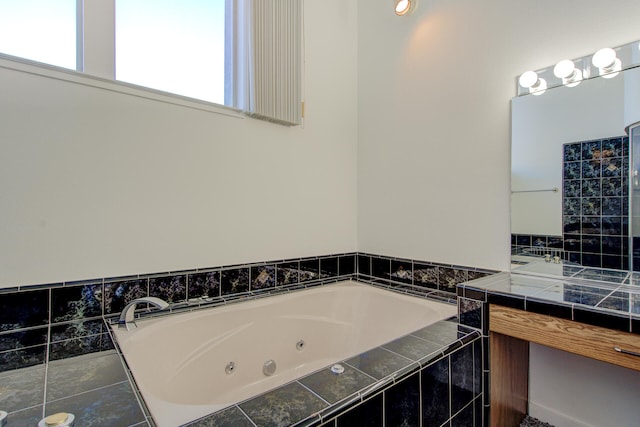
[
  {"xmin": 263, "ymin": 359, "xmax": 277, "ymax": 376},
  {"xmin": 296, "ymin": 340, "xmax": 305, "ymax": 351},
  {"xmin": 330, "ymin": 364, "xmax": 345, "ymax": 375}
]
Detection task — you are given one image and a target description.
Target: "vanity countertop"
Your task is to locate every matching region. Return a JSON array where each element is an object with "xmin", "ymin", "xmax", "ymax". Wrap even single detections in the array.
[{"xmin": 457, "ymin": 268, "xmax": 640, "ymax": 335}]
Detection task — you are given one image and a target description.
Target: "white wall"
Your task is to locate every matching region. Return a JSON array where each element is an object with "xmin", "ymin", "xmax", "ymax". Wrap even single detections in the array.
[
  {"xmin": 4, "ymin": 0, "xmax": 640, "ymax": 287},
  {"xmin": 529, "ymin": 343, "xmax": 640, "ymax": 427},
  {"xmin": 356, "ymin": 2, "xmax": 640, "ymax": 423},
  {"xmin": 357, "ymin": 0, "xmax": 640, "ymax": 271},
  {"xmin": 0, "ymin": 0, "xmax": 358, "ymax": 288}
]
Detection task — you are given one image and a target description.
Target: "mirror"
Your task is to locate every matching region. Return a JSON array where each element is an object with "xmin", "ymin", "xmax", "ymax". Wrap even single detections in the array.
[{"xmin": 511, "ymin": 65, "xmax": 640, "ymax": 277}]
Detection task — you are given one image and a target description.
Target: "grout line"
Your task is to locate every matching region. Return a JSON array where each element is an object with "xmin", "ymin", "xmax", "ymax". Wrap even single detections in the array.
[
  {"xmin": 419, "ymin": 370, "xmax": 423, "ymax": 427},
  {"xmin": 341, "ymin": 361, "xmax": 380, "ymax": 382},
  {"xmin": 297, "ymin": 380, "xmax": 331, "ymax": 405},
  {"xmin": 449, "ymin": 398, "xmax": 475, "ymax": 425},
  {"xmin": 594, "ymin": 287, "xmax": 620, "ymax": 308},
  {"xmin": 235, "ymin": 405, "xmax": 258, "ymax": 427},
  {"xmin": 41, "ymin": 287, "xmax": 52, "ymax": 419},
  {"xmin": 377, "ymin": 344, "xmax": 421, "ymax": 364},
  {"xmin": 381, "ymin": 389, "xmax": 385, "ymax": 427},
  {"xmin": 0, "ymin": 323, "xmax": 52, "ymax": 337},
  {"xmin": 448, "ymin": 354, "xmax": 453, "ymax": 424},
  {"xmin": 44, "ymin": 380, "xmax": 131, "ymax": 405}
]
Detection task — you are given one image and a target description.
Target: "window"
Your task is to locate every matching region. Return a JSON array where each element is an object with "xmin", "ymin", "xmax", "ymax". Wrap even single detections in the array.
[
  {"xmin": 116, "ymin": 0, "xmax": 226, "ymax": 105},
  {"xmin": 0, "ymin": 0, "xmax": 302, "ymax": 125},
  {"xmin": 0, "ymin": 0, "xmax": 77, "ymax": 70}
]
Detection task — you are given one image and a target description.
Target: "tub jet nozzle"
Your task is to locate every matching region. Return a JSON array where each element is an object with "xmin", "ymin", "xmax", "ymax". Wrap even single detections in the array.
[
  {"xmin": 225, "ymin": 362, "xmax": 235, "ymax": 375},
  {"xmin": 263, "ymin": 359, "xmax": 277, "ymax": 376}
]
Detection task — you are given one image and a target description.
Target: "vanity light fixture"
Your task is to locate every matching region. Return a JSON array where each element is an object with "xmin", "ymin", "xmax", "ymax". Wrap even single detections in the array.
[
  {"xmin": 553, "ymin": 59, "xmax": 583, "ymax": 87},
  {"xmin": 518, "ymin": 71, "xmax": 547, "ymax": 96},
  {"xmin": 592, "ymin": 47, "xmax": 622, "ymax": 79},
  {"xmin": 516, "ymin": 38, "xmax": 640, "ymax": 97},
  {"xmin": 394, "ymin": 0, "xmax": 413, "ymax": 16}
]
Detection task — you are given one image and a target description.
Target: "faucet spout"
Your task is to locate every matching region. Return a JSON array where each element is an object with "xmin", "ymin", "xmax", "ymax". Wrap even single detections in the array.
[{"xmin": 118, "ymin": 297, "xmax": 169, "ymax": 330}]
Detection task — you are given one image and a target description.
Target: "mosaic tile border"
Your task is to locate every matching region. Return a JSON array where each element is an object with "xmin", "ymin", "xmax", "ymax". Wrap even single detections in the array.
[
  {"xmin": 356, "ymin": 253, "xmax": 497, "ymax": 294},
  {"xmin": 0, "ymin": 254, "xmax": 358, "ymax": 338}
]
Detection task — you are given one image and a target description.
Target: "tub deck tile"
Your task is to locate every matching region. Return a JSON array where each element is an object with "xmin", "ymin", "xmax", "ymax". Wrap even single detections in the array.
[
  {"xmin": 299, "ymin": 364, "xmax": 375, "ymax": 404},
  {"xmin": 184, "ymin": 406, "xmax": 254, "ymax": 427},
  {"xmin": 45, "ymin": 350, "xmax": 128, "ymax": 402},
  {"xmin": 45, "ymin": 381, "xmax": 146, "ymax": 427},
  {"xmin": 0, "ymin": 363, "xmax": 45, "ymax": 413},
  {"xmin": 3, "ymin": 405, "xmax": 43, "ymax": 426},
  {"xmin": 239, "ymin": 381, "xmax": 327, "ymax": 427},
  {"xmin": 382, "ymin": 334, "xmax": 443, "ymax": 361},
  {"xmin": 344, "ymin": 347, "xmax": 413, "ymax": 380},
  {"xmin": 410, "ymin": 320, "xmax": 468, "ymax": 346}
]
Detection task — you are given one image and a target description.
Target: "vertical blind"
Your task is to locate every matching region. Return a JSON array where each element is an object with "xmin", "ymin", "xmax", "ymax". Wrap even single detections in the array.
[{"xmin": 227, "ymin": 0, "xmax": 303, "ymax": 126}]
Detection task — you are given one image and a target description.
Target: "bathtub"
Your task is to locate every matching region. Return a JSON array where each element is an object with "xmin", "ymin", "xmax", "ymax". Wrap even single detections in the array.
[{"xmin": 112, "ymin": 280, "xmax": 457, "ymax": 427}]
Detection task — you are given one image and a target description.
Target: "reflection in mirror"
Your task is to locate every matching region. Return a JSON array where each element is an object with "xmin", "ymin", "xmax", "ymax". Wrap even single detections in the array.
[
  {"xmin": 632, "ymin": 124, "xmax": 640, "ymax": 270},
  {"xmin": 511, "ymin": 64, "xmax": 640, "ymax": 276}
]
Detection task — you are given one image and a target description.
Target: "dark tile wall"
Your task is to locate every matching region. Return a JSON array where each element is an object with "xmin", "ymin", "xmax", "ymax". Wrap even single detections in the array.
[
  {"xmin": 357, "ymin": 253, "xmax": 497, "ymax": 294},
  {"xmin": 562, "ymin": 136, "xmax": 629, "ymax": 270},
  {"xmin": 457, "ymin": 288, "xmax": 491, "ymax": 425},
  {"xmin": 330, "ymin": 336, "xmax": 483, "ymax": 427}
]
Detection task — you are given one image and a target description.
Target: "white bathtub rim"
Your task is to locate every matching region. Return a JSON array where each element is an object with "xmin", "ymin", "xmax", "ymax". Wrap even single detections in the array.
[{"xmin": 111, "ymin": 278, "xmax": 456, "ymax": 328}]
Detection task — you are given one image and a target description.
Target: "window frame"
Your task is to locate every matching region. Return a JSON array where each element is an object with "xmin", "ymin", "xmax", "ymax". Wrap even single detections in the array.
[
  {"xmin": 0, "ymin": 0, "xmax": 241, "ymax": 118},
  {"xmin": 0, "ymin": 0, "xmax": 303, "ymax": 125}
]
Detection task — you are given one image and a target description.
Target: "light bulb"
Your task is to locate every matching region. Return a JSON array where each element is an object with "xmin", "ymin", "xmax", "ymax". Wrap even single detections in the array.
[
  {"xmin": 553, "ymin": 60, "xmax": 575, "ymax": 79},
  {"xmin": 553, "ymin": 59, "xmax": 582, "ymax": 87},
  {"xmin": 518, "ymin": 71, "xmax": 538, "ymax": 88},
  {"xmin": 592, "ymin": 47, "xmax": 621, "ymax": 78},
  {"xmin": 592, "ymin": 48, "xmax": 616, "ymax": 68},
  {"xmin": 395, "ymin": 0, "xmax": 411, "ymax": 15},
  {"xmin": 518, "ymin": 71, "xmax": 546, "ymax": 95}
]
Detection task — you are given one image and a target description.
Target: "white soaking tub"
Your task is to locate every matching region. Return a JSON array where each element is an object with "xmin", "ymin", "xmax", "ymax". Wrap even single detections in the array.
[{"xmin": 112, "ymin": 280, "xmax": 457, "ymax": 427}]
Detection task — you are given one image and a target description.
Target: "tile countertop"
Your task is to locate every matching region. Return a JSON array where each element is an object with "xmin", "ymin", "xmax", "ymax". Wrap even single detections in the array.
[{"xmin": 457, "ymin": 270, "xmax": 640, "ymax": 335}]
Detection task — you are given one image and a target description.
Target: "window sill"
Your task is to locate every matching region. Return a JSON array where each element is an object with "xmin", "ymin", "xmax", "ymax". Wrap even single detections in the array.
[{"xmin": 0, "ymin": 53, "xmax": 245, "ymax": 119}]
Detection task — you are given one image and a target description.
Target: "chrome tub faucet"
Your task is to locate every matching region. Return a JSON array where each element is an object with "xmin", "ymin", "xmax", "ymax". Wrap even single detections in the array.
[{"xmin": 118, "ymin": 297, "xmax": 169, "ymax": 330}]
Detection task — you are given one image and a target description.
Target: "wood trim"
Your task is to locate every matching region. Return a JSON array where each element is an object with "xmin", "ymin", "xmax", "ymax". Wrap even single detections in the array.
[
  {"xmin": 490, "ymin": 332, "xmax": 529, "ymax": 427},
  {"xmin": 490, "ymin": 305, "xmax": 640, "ymax": 372}
]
